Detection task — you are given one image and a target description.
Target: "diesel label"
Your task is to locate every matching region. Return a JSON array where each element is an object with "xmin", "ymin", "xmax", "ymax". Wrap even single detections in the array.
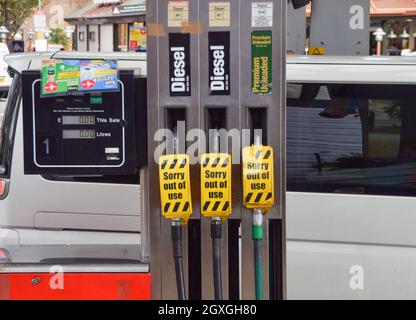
[
  {"xmin": 169, "ymin": 33, "xmax": 191, "ymax": 96},
  {"xmin": 209, "ymin": 32, "xmax": 230, "ymax": 96}
]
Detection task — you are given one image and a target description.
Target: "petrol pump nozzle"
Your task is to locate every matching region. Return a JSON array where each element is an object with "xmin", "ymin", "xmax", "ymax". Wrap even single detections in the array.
[
  {"xmin": 201, "ymin": 129, "xmax": 231, "ymax": 300},
  {"xmin": 159, "ymin": 125, "xmax": 192, "ymax": 300},
  {"xmin": 250, "ymin": 132, "xmax": 268, "ymax": 300}
]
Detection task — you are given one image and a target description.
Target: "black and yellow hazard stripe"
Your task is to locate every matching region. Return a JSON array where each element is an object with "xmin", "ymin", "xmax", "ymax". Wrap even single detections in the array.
[
  {"xmin": 163, "ymin": 201, "xmax": 191, "ymax": 214},
  {"xmin": 202, "ymin": 155, "xmax": 229, "ymax": 169},
  {"xmin": 245, "ymin": 192, "xmax": 273, "ymax": 204},
  {"xmin": 160, "ymin": 157, "xmax": 188, "ymax": 170},
  {"xmin": 253, "ymin": 149, "xmax": 272, "ymax": 161},
  {"xmin": 202, "ymin": 200, "xmax": 230, "ymax": 213}
]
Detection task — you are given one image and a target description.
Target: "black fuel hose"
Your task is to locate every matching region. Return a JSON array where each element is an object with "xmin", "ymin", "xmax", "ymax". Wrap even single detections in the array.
[
  {"xmin": 211, "ymin": 218, "xmax": 223, "ymax": 300},
  {"xmin": 171, "ymin": 221, "xmax": 186, "ymax": 300}
]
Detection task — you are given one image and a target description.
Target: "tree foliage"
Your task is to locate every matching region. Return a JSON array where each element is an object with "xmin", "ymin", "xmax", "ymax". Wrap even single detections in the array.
[
  {"xmin": 49, "ymin": 27, "xmax": 68, "ymax": 47},
  {"xmin": 0, "ymin": 0, "xmax": 50, "ymax": 35}
]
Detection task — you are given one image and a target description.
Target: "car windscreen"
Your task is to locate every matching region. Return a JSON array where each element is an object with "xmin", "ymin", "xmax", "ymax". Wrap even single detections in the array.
[{"xmin": 0, "ymin": 72, "xmax": 21, "ymax": 177}]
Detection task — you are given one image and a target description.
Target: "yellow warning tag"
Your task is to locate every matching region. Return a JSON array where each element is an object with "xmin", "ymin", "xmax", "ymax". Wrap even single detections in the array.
[
  {"xmin": 309, "ymin": 47, "xmax": 325, "ymax": 55},
  {"xmin": 159, "ymin": 154, "xmax": 192, "ymax": 223},
  {"xmin": 242, "ymin": 146, "xmax": 274, "ymax": 210},
  {"xmin": 201, "ymin": 153, "xmax": 232, "ymax": 221}
]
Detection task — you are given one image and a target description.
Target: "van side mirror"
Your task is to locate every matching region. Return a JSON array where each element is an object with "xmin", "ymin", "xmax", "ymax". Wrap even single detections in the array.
[{"xmin": 7, "ymin": 67, "xmax": 15, "ymax": 79}]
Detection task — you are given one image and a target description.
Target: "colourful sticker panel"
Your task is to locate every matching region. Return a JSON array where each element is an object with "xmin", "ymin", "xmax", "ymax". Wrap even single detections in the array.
[{"xmin": 41, "ymin": 59, "xmax": 119, "ymax": 96}]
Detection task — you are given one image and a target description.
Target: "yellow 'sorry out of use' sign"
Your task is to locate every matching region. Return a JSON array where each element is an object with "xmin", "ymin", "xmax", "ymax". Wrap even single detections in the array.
[
  {"xmin": 242, "ymin": 146, "xmax": 274, "ymax": 211},
  {"xmin": 201, "ymin": 153, "xmax": 232, "ymax": 221},
  {"xmin": 159, "ymin": 154, "xmax": 192, "ymax": 223}
]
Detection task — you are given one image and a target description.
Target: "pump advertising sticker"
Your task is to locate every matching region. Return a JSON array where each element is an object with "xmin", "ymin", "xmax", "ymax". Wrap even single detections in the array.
[
  {"xmin": 251, "ymin": 30, "xmax": 272, "ymax": 95},
  {"xmin": 42, "ymin": 59, "xmax": 80, "ymax": 95},
  {"xmin": 79, "ymin": 60, "xmax": 119, "ymax": 92},
  {"xmin": 41, "ymin": 59, "xmax": 119, "ymax": 96}
]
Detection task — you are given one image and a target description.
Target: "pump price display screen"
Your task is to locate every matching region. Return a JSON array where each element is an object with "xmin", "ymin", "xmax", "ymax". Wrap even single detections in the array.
[
  {"xmin": 22, "ymin": 70, "xmax": 137, "ymax": 175},
  {"xmin": 62, "ymin": 115, "xmax": 96, "ymax": 125},
  {"xmin": 33, "ymin": 87, "xmax": 125, "ymax": 167},
  {"xmin": 63, "ymin": 130, "xmax": 96, "ymax": 140}
]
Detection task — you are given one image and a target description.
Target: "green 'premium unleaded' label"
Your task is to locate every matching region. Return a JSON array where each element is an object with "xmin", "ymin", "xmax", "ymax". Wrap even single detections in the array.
[{"xmin": 251, "ymin": 30, "xmax": 272, "ymax": 95}]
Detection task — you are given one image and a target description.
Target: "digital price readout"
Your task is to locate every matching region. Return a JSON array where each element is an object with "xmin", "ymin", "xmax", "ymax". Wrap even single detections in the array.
[
  {"xmin": 63, "ymin": 130, "xmax": 96, "ymax": 140},
  {"xmin": 62, "ymin": 115, "xmax": 96, "ymax": 125},
  {"xmin": 22, "ymin": 70, "xmax": 137, "ymax": 175}
]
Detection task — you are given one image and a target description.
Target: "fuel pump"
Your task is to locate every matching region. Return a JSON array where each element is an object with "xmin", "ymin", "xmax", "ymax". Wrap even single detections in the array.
[
  {"xmin": 158, "ymin": 128, "xmax": 192, "ymax": 300},
  {"xmin": 242, "ymin": 131, "xmax": 274, "ymax": 300},
  {"xmin": 147, "ymin": 0, "xmax": 286, "ymax": 300},
  {"xmin": 200, "ymin": 131, "xmax": 232, "ymax": 300}
]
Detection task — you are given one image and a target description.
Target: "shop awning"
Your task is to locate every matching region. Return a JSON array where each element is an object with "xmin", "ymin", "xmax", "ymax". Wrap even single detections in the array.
[
  {"xmin": 65, "ymin": 0, "xmax": 145, "ymax": 24},
  {"xmin": 371, "ymin": 0, "xmax": 416, "ymax": 17}
]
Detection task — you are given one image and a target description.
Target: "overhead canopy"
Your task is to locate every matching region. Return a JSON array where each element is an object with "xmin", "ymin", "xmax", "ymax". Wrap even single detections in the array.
[{"xmin": 65, "ymin": 0, "xmax": 145, "ymax": 25}]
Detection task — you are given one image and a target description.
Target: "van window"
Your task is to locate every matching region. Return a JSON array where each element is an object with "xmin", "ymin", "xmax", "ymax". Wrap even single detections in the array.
[
  {"xmin": 0, "ymin": 73, "xmax": 21, "ymax": 178},
  {"xmin": 287, "ymin": 83, "xmax": 416, "ymax": 197}
]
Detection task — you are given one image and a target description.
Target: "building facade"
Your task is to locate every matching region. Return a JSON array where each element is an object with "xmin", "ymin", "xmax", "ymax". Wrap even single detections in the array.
[
  {"xmin": 20, "ymin": 0, "xmax": 90, "ymax": 51},
  {"xmin": 65, "ymin": 0, "xmax": 145, "ymax": 52},
  {"xmin": 370, "ymin": 0, "xmax": 416, "ymax": 55}
]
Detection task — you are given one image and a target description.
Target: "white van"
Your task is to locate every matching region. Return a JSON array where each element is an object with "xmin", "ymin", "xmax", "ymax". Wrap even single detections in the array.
[
  {"xmin": 286, "ymin": 56, "xmax": 416, "ymax": 300},
  {"xmin": 2, "ymin": 53, "xmax": 416, "ymax": 299},
  {"xmin": 0, "ymin": 52, "xmax": 147, "ymax": 264}
]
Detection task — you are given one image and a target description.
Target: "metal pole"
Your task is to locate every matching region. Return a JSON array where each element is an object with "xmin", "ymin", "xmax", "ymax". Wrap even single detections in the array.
[{"xmin": 376, "ymin": 41, "xmax": 382, "ymax": 56}]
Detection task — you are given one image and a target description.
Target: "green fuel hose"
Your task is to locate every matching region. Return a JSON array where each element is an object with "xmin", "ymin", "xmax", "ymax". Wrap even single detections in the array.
[{"xmin": 252, "ymin": 211, "xmax": 264, "ymax": 300}]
